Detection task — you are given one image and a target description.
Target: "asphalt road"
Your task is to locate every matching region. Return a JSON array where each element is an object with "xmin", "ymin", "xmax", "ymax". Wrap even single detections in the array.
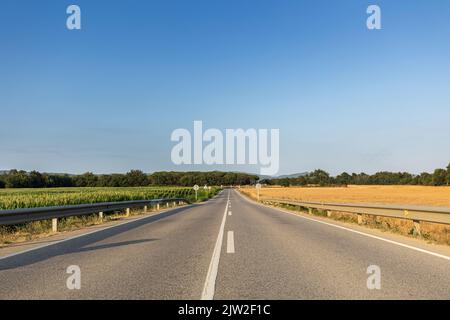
[{"xmin": 0, "ymin": 189, "xmax": 449, "ymax": 299}]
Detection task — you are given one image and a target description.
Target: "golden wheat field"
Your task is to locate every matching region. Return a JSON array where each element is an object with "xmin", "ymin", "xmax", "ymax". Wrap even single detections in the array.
[{"xmin": 241, "ymin": 185, "xmax": 450, "ymax": 207}]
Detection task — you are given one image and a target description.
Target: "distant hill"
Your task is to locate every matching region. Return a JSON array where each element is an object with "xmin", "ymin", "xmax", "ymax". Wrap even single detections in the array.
[
  {"xmin": 275, "ymin": 172, "xmax": 309, "ymax": 179},
  {"xmin": 259, "ymin": 172, "xmax": 308, "ymax": 180},
  {"xmin": 0, "ymin": 170, "xmax": 75, "ymax": 176}
]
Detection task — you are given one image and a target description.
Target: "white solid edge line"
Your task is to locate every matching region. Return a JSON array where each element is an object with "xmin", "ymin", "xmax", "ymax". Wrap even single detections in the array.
[
  {"xmin": 227, "ymin": 231, "xmax": 235, "ymax": 254},
  {"xmin": 0, "ymin": 202, "xmax": 196, "ymax": 262},
  {"xmin": 201, "ymin": 190, "xmax": 229, "ymax": 300},
  {"xmin": 236, "ymin": 190, "xmax": 450, "ymax": 261}
]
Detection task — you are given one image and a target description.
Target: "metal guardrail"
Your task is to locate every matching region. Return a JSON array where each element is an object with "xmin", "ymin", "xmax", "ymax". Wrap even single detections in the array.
[
  {"xmin": 261, "ymin": 198, "xmax": 450, "ymax": 225},
  {"xmin": 0, "ymin": 198, "xmax": 187, "ymax": 226}
]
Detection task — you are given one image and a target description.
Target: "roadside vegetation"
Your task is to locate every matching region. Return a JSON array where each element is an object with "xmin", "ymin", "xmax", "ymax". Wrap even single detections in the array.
[
  {"xmin": 241, "ymin": 186, "xmax": 450, "ymax": 245},
  {"xmin": 0, "ymin": 187, "xmax": 200, "ymax": 210},
  {"xmin": 0, "ymin": 186, "xmax": 220, "ymax": 246},
  {"xmin": 262, "ymin": 201, "xmax": 450, "ymax": 245}
]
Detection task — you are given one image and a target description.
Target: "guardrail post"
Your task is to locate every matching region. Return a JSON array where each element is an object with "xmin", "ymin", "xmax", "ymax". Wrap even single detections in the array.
[
  {"xmin": 308, "ymin": 208, "xmax": 313, "ymax": 215},
  {"xmin": 157, "ymin": 203, "xmax": 160, "ymax": 211},
  {"xmin": 413, "ymin": 220, "xmax": 421, "ymax": 236},
  {"xmin": 52, "ymin": 218, "xmax": 58, "ymax": 233},
  {"xmin": 166, "ymin": 202, "xmax": 170, "ymax": 208},
  {"xmin": 144, "ymin": 205, "xmax": 148, "ymax": 213},
  {"xmin": 357, "ymin": 213, "xmax": 363, "ymax": 225},
  {"xmin": 173, "ymin": 201, "xmax": 176, "ymax": 207},
  {"xmin": 126, "ymin": 208, "xmax": 130, "ymax": 217},
  {"xmin": 327, "ymin": 210, "xmax": 332, "ymax": 217},
  {"xmin": 99, "ymin": 211, "xmax": 103, "ymax": 222}
]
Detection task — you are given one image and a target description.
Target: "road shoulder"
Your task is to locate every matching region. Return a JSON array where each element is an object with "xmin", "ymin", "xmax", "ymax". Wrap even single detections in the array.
[
  {"xmin": 236, "ymin": 190, "xmax": 450, "ymax": 259},
  {"xmin": 0, "ymin": 204, "xmax": 197, "ymax": 259}
]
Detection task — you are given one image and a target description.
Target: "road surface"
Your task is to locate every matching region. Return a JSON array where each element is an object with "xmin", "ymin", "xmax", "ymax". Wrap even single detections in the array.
[{"xmin": 0, "ymin": 189, "xmax": 449, "ymax": 299}]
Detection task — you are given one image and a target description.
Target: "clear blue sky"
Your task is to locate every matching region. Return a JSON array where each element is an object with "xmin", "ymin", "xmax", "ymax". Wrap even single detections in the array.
[{"xmin": 1, "ymin": 0, "xmax": 449, "ymax": 175}]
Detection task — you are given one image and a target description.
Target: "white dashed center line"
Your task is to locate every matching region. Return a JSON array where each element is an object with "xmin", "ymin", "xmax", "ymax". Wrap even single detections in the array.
[
  {"xmin": 227, "ymin": 231, "xmax": 235, "ymax": 254},
  {"xmin": 201, "ymin": 190, "xmax": 230, "ymax": 300}
]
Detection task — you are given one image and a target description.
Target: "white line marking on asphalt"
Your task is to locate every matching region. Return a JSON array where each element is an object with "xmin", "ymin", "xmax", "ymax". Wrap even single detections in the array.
[
  {"xmin": 236, "ymin": 190, "xmax": 450, "ymax": 261},
  {"xmin": 201, "ymin": 190, "xmax": 230, "ymax": 300},
  {"xmin": 227, "ymin": 231, "xmax": 235, "ymax": 253}
]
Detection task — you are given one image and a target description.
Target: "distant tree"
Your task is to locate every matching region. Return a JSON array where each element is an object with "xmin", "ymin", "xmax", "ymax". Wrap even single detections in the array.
[
  {"xmin": 194, "ymin": 173, "xmax": 208, "ymax": 186},
  {"xmin": 74, "ymin": 172, "xmax": 98, "ymax": 187},
  {"xmin": 45, "ymin": 174, "xmax": 74, "ymax": 187},
  {"xmin": 178, "ymin": 175, "xmax": 194, "ymax": 186},
  {"xmin": 97, "ymin": 174, "xmax": 126, "ymax": 187},
  {"xmin": 260, "ymin": 179, "xmax": 273, "ymax": 185},
  {"xmin": 446, "ymin": 163, "xmax": 450, "ymax": 186},
  {"xmin": 279, "ymin": 178, "xmax": 290, "ymax": 187},
  {"xmin": 432, "ymin": 168, "xmax": 447, "ymax": 186},
  {"xmin": 149, "ymin": 172, "xmax": 175, "ymax": 185},
  {"xmin": 222, "ymin": 173, "xmax": 237, "ymax": 186},
  {"xmin": 352, "ymin": 173, "xmax": 370, "ymax": 185},
  {"xmin": 147, "ymin": 171, "xmax": 257, "ymax": 186},
  {"xmin": 335, "ymin": 172, "xmax": 352, "ymax": 185},
  {"xmin": 410, "ymin": 174, "xmax": 420, "ymax": 185},
  {"xmin": 296, "ymin": 176, "xmax": 308, "ymax": 186},
  {"xmin": 307, "ymin": 169, "xmax": 331, "ymax": 186},
  {"xmin": 417, "ymin": 172, "xmax": 433, "ymax": 186},
  {"xmin": 4, "ymin": 170, "xmax": 29, "ymax": 188},
  {"xmin": 367, "ymin": 171, "xmax": 413, "ymax": 185},
  {"xmin": 3, "ymin": 166, "xmax": 450, "ymax": 189},
  {"xmin": 28, "ymin": 171, "xmax": 45, "ymax": 188},
  {"xmin": 125, "ymin": 170, "xmax": 148, "ymax": 187},
  {"xmin": 398, "ymin": 172, "xmax": 414, "ymax": 185}
]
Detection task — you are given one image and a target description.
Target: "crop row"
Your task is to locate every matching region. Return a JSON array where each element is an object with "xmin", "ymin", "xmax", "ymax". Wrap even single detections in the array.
[{"xmin": 0, "ymin": 187, "xmax": 214, "ymax": 210}]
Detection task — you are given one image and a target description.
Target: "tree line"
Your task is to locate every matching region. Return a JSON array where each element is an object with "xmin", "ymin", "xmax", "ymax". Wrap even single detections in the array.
[
  {"xmin": 262, "ymin": 164, "xmax": 450, "ymax": 187},
  {"xmin": 2, "ymin": 164, "xmax": 450, "ymax": 189},
  {"xmin": 0, "ymin": 170, "xmax": 259, "ymax": 188}
]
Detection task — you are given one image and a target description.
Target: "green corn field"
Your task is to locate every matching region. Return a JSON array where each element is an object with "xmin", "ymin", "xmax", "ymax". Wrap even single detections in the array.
[{"xmin": 0, "ymin": 187, "xmax": 218, "ymax": 210}]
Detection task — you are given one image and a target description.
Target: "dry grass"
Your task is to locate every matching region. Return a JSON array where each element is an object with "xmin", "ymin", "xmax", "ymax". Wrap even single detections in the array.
[
  {"xmin": 241, "ymin": 185, "xmax": 450, "ymax": 244},
  {"xmin": 242, "ymin": 185, "xmax": 450, "ymax": 207}
]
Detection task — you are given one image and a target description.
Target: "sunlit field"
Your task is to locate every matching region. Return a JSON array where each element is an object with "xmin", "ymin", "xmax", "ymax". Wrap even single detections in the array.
[
  {"xmin": 0, "ymin": 187, "xmax": 212, "ymax": 210},
  {"xmin": 241, "ymin": 185, "xmax": 450, "ymax": 207}
]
